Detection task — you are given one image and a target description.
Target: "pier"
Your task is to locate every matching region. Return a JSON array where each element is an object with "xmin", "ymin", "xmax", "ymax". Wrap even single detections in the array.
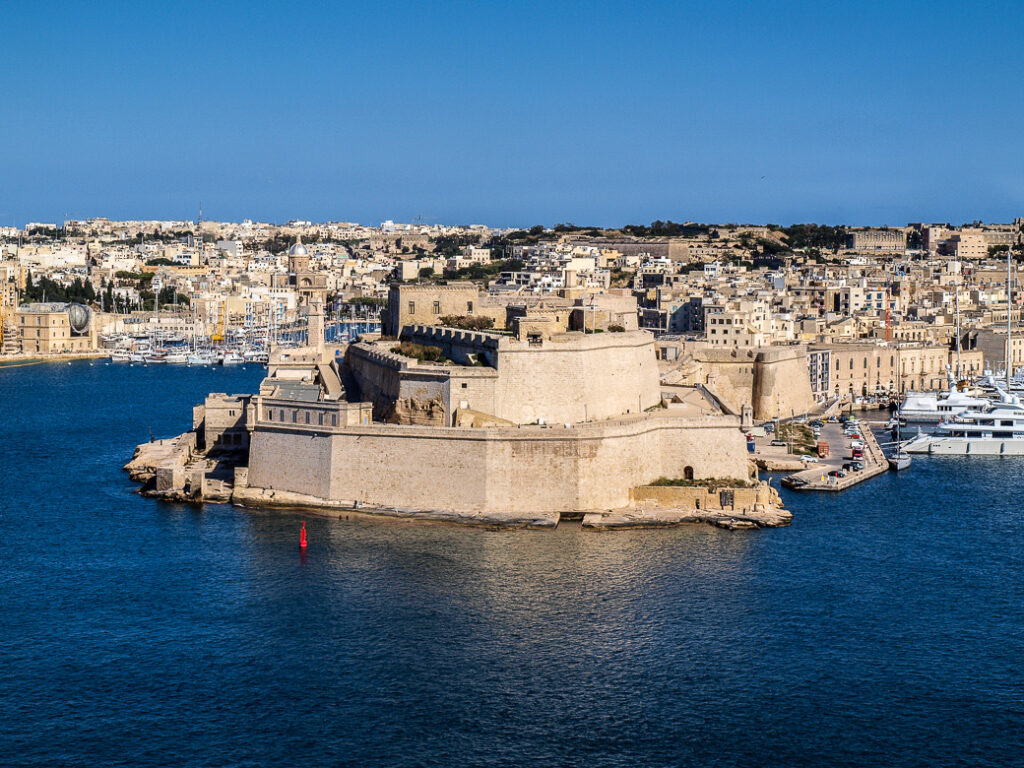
[{"xmin": 757, "ymin": 418, "xmax": 890, "ymax": 492}]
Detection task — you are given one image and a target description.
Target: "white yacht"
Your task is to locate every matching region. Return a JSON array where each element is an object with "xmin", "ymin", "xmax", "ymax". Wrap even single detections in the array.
[
  {"xmin": 109, "ymin": 349, "xmax": 131, "ymax": 363},
  {"xmin": 221, "ymin": 350, "xmax": 244, "ymax": 366},
  {"xmin": 187, "ymin": 351, "xmax": 216, "ymax": 366},
  {"xmin": 898, "ymin": 373, "xmax": 990, "ymax": 423},
  {"xmin": 164, "ymin": 351, "xmax": 189, "ymax": 364},
  {"xmin": 902, "ymin": 394, "xmax": 1024, "ymax": 455}
]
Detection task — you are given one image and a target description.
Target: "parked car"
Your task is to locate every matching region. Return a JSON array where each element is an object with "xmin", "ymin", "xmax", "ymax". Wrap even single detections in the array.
[
  {"xmin": 800, "ymin": 455, "xmax": 819, "ymax": 463},
  {"xmin": 850, "ymin": 440, "xmax": 865, "ymax": 449},
  {"xmin": 828, "ymin": 469, "xmax": 847, "ymax": 478},
  {"xmin": 770, "ymin": 440, "xmax": 787, "ymax": 447},
  {"xmin": 852, "ymin": 461, "xmax": 865, "ymax": 471}
]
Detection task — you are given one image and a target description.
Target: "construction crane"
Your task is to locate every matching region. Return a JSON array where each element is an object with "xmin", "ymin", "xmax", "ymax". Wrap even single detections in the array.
[{"xmin": 211, "ymin": 298, "xmax": 226, "ymax": 342}]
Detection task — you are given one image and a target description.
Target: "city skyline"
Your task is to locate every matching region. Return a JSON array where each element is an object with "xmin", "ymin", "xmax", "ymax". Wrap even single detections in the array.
[{"xmin": 3, "ymin": 1, "xmax": 1024, "ymax": 227}]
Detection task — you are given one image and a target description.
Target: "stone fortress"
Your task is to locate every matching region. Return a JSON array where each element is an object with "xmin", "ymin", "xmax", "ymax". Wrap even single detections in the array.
[{"xmin": 127, "ymin": 282, "xmax": 789, "ymax": 530}]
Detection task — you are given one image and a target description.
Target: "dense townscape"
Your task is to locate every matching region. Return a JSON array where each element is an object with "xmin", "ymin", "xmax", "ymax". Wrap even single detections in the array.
[{"xmin": 4, "ymin": 217, "xmax": 1024, "ymax": 405}]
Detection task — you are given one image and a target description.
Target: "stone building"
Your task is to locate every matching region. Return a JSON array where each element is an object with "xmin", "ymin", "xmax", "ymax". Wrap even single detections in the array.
[
  {"xmin": 846, "ymin": 228, "xmax": 907, "ymax": 252},
  {"xmin": 15, "ymin": 302, "xmax": 96, "ymax": 355}
]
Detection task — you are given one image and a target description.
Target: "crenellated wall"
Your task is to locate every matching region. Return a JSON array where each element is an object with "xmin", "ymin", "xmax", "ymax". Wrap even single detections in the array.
[{"xmin": 350, "ymin": 328, "xmax": 661, "ymax": 426}]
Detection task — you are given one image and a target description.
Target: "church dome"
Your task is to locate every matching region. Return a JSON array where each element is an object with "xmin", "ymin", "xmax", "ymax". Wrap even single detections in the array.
[{"xmin": 288, "ymin": 239, "xmax": 307, "ymax": 256}]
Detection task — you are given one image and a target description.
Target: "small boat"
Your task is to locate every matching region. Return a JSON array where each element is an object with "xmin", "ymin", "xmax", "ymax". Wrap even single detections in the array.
[
  {"xmin": 109, "ymin": 349, "xmax": 131, "ymax": 363},
  {"xmin": 164, "ymin": 352, "xmax": 189, "ymax": 364},
  {"xmin": 187, "ymin": 352, "xmax": 215, "ymax": 366},
  {"xmin": 221, "ymin": 350, "xmax": 244, "ymax": 366},
  {"xmin": 888, "ymin": 450, "xmax": 912, "ymax": 471}
]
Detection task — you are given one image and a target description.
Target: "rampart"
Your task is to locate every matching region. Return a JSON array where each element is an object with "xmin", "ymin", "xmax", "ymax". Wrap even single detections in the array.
[
  {"xmin": 345, "ymin": 328, "xmax": 661, "ymax": 426},
  {"xmin": 668, "ymin": 342, "xmax": 816, "ymax": 421},
  {"xmin": 245, "ymin": 408, "xmax": 751, "ymax": 514}
]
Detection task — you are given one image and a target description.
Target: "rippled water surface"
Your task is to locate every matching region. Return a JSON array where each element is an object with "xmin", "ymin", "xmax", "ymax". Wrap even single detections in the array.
[{"xmin": 2, "ymin": 361, "xmax": 1023, "ymax": 767}]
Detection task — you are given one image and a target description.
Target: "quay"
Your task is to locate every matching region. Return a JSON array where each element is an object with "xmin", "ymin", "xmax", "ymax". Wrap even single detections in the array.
[
  {"xmin": 778, "ymin": 419, "xmax": 889, "ymax": 491},
  {"xmin": 0, "ymin": 351, "xmax": 107, "ymax": 368}
]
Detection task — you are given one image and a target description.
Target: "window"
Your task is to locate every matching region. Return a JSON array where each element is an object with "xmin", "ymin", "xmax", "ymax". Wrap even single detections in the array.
[
  {"xmin": 318, "ymin": 413, "xmax": 324, "ymax": 425},
  {"xmin": 331, "ymin": 414, "xmax": 337, "ymax": 426},
  {"xmin": 433, "ymin": 301, "xmax": 440, "ymax": 314},
  {"xmin": 305, "ymin": 412, "xmax": 310, "ymax": 424},
  {"xmin": 267, "ymin": 410, "xmax": 273, "ymax": 421},
  {"xmin": 467, "ymin": 301, "xmax": 474, "ymax": 313},
  {"xmin": 461, "ymin": 382, "xmax": 468, "ymax": 389},
  {"xmin": 408, "ymin": 301, "xmax": 415, "ymax": 314},
  {"xmin": 292, "ymin": 411, "xmax": 297, "ymax": 423}
]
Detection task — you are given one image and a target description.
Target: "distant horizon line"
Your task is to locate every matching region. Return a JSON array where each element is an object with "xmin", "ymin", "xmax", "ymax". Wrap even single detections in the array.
[{"xmin": 4, "ymin": 215, "xmax": 1020, "ymax": 231}]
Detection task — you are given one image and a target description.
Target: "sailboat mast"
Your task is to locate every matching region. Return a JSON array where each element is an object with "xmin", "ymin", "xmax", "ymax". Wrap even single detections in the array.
[
  {"xmin": 1008, "ymin": 246, "xmax": 1013, "ymax": 391},
  {"xmin": 954, "ymin": 267, "xmax": 962, "ymax": 381}
]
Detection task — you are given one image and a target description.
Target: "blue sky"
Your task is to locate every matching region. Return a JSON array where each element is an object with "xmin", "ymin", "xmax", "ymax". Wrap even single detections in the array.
[{"xmin": 2, "ymin": 0, "xmax": 1022, "ymax": 228}]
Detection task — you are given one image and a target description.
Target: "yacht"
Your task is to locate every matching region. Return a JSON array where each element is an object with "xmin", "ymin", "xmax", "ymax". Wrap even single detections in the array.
[
  {"xmin": 109, "ymin": 349, "xmax": 131, "ymax": 363},
  {"xmin": 164, "ymin": 351, "xmax": 189, "ymax": 364},
  {"xmin": 187, "ymin": 351, "xmax": 216, "ymax": 366},
  {"xmin": 221, "ymin": 350, "xmax": 244, "ymax": 366},
  {"xmin": 902, "ymin": 394, "xmax": 1024, "ymax": 455},
  {"xmin": 898, "ymin": 380, "xmax": 990, "ymax": 423}
]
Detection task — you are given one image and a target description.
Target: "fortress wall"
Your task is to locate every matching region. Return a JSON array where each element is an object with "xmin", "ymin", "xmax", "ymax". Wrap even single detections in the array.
[
  {"xmin": 686, "ymin": 344, "xmax": 816, "ymax": 422},
  {"xmin": 701, "ymin": 358, "xmax": 756, "ymax": 414},
  {"xmin": 329, "ymin": 430, "xmax": 491, "ymax": 511},
  {"xmin": 493, "ymin": 333, "xmax": 660, "ymax": 424},
  {"xmin": 752, "ymin": 348, "xmax": 815, "ymax": 420},
  {"xmin": 446, "ymin": 368, "xmax": 500, "ymax": 419},
  {"xmin": 248, "ymin": 428, "xmax": 333, "ymax": 499},
  {"xmin": 654, "ymin": 423, "xmax": 752, "ymax": 481},
  {"xmin": 346, "ymin": 343, "xmax": 502, "ymax": 424},
  {"xmin": 483, "ymin": 437, "xmax": 586, "ymax": 511},
  {"xmin": 245, "ymin": 413, "xmax": 749, "ymax": 513}
]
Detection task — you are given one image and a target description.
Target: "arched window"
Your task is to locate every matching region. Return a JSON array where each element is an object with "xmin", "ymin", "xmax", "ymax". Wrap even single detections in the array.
[{"xmin": 684, "ymin": 466, "xmax": 694, "ymax": 481}]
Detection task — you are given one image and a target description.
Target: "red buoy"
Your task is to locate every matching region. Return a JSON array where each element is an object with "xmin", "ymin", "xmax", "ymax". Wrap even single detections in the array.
[{"xmin": 300, "ymin": 521, "xmax": 308, "ymax": 549}]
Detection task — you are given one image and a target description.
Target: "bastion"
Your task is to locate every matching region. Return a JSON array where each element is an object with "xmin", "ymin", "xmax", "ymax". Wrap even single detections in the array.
[{"xmin": 126, "ymin": 294, "xmax": 789, "ymax": 530}]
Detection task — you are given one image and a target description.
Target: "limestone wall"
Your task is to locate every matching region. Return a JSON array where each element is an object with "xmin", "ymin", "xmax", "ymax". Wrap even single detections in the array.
[
  {"xmin": 673, "ymin": 342, "xmax": 816, "ymax": 421},
  {"xmin": 347, "ymin": 329, "xmax": 660, "ymax": 426},
  {"xmin": 245, "ymin": 412, "xmax": 750, "ymax": 514},
  {"xmin": 248, "ymin": 428, "xmax": 334, "ymax": 500}
]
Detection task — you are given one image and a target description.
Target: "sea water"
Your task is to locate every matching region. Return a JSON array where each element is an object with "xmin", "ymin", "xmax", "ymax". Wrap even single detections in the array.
[{"xmin": 1, "ymin": 361, "xmax": 1022, "ymax": 767}]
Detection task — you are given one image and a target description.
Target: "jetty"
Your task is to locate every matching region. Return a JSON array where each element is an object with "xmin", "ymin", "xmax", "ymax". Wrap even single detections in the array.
[{"xmin": 780, "ymin": 419, "xmax": 889, "ymax": 491}]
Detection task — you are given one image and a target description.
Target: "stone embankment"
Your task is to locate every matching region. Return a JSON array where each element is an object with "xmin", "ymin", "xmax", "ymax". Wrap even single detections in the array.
[
  {"xmin": 583, "ymin": 481, "xmax": 792, "ymax": 530},
  {"xmin": 0, "ymin": 352, "xmax": 107, "ymax": 367},
  {"xmin": 581, "ymin": 505, "xmax": 791, "ymax": 530}
]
